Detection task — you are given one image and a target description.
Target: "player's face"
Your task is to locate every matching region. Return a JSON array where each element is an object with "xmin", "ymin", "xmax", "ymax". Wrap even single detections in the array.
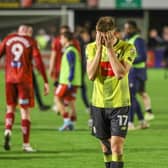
[
  {"xmin": 60, "ymin": 35, "xmax": 66, "ymax": 46},
  {"xmin": 27, "ymin": 27, "xmax": 33, "ymax": 37},
  {"xmin": 60, "ymin": 28, "xmax": 69, "ymax": 34},
  {"xmin": 101, "ymin": 34, "xmax": 105, "ymax": 45},
  {"xmin": 124, "ymin": 23, "xmax": 132, "ymax": 35},
  {"xmin": 101, "ymin": 31, "xmax": 115, "ymax": 44},
  {"xmin": 18, "ymin": 25, "xmax": 28, "ymax": 36}
]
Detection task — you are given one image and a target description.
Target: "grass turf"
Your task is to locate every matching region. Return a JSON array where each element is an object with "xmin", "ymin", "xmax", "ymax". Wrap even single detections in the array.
[{"xmin": 0, "ymin": 69, "xmax": 167, "ymax": 168}]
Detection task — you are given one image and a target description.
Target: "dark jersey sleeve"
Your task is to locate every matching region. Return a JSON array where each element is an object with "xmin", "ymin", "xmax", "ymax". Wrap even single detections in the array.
[
  {"xmin": 134, "ymin": 38, "xmax": 147, "ymax": 64},
  {"xmin": 67, "ymin": 50, "xmax": 76, "ymax": 82}
]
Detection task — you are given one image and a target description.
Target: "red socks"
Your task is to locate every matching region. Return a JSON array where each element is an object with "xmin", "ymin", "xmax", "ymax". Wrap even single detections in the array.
[
  {"xmin": 5, "ymin": 113, "xmax": 31, "ymax": 144},
  {"xmin": 62, "ymin": 112, "xmax": 77, "ymax": 122},
  {"xmin": 5, "ymin": 112, "xmax": 15, "ymax": 130},
  {"xmin": 21, "ymin": 119, "xmax": 31, "ymax": 144},
  {"xmin": 62, "ymin": 112, "xmax": 69, "ymax": 119},
  {"xmin": 70, "ymin": 115, "xmax": 77, "ymax": 122}
]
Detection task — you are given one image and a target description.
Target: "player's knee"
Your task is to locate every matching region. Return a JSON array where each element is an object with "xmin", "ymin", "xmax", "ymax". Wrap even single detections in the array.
[
  {"xmin": 111, "ymin": 138, "xmax": 124, "ymax": 154},
  {"xmin": 111, "ymin": 145, "xmax": 123, "ymax": 154},
  {"xmin": 7, "ymin": 105, "xmax": 16, "ymax": 113}
]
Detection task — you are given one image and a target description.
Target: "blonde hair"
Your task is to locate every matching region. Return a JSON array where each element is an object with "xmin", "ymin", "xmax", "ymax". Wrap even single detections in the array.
[{"xmin": 96, "ymin": 16, "xmax": 115, "ymax": 32}]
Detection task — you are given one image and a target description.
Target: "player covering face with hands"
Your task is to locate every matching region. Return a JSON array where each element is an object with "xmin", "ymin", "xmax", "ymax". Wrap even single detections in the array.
[
  {"xmin": 96, "ymin": 31, "xmax": 118, "ymax": 54},
  {"xmin": 86, "ymin": 16, "xmax": 136, "ymax": 168}
]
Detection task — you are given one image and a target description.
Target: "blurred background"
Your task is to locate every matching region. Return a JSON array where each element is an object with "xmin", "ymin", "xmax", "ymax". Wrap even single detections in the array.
[{"xmin": 0, "ymin": 0, "xmax": 167, "ymax": 69}]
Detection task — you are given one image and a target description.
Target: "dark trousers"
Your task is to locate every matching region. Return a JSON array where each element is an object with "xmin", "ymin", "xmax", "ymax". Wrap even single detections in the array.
[
  {"xmin": 80, "ymin": 71, "xmax": 90, "ymax": 108},
  {"xmin": 32, "ymin": 71, "xmax": 44, "ymax": 107},
  {"xmin": 129, "ymin": 82, "xmax": 144, "ymax": 122}
]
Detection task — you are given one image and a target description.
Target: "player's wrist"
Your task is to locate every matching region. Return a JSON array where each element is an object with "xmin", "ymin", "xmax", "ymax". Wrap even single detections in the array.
[
  {"xmin": 107, "ymin": 48, "xmax": 115, "ymax": 56},
  {"xmin": 97, "ymin": 45, "xmax": 102, "ymax": 51},
  {"xmin": 96, "ymin": 47, "xmax": 102, "ymax": 56}
]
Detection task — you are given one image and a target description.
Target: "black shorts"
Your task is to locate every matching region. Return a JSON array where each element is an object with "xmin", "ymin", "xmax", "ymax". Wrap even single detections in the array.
[
  {"xmin": 91, "ymin": 105, "xmax": 129, "ymax": 139},
  {"xmin": 135, "ymin": 79, "xmax": 146, "ymax": 93}
]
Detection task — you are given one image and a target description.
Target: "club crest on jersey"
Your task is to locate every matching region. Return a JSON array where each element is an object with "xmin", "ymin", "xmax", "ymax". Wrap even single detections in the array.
[{"xmin": 116, "ymin": 49, "xmax": 121, "ymax": 58}]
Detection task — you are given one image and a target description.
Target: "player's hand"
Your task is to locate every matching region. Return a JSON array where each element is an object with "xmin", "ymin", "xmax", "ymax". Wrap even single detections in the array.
[
  {"xmin": 96, "ymin": 31, "xmax": 103, "ymax": 49},
  {"xmin": 44, "ymin": 83, "xmax": 50, "ymax": 96},
  {"xmin": 68, "ymin": 82, "xmax": 73, "ymax": 90},
  {"xmin": 103, "ymin": 31, "xmax": 115, "ymax": 49}
]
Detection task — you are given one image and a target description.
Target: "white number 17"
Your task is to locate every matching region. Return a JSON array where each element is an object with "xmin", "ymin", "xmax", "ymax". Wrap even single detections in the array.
[{"xmin": 117, "ymin": 115, "xmax": 128, "ymax": 126}]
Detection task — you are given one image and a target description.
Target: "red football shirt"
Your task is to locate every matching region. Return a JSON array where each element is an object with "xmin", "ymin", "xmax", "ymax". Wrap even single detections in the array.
[
  {"xmin": 51, "ymin": 35, "xmax": 81, "ymax": 79},
  {"xmin": 0, "ymin": 33, "xmax": 47, "ymax": 83}
]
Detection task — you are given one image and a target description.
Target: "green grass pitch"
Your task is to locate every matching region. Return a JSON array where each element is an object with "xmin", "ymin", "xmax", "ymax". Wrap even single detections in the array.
[{"xmin": 0, "ymin": 69, "xmax": 167, "ymax": 168}]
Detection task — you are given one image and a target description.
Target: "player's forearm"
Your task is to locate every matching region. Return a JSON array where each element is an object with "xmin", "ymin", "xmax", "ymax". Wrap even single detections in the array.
[
  {"xmin": 48, "ymin": 51, "xmax": 56, "ymax": 75},
  {"xmin": 108, "ymin": 49, "xmax": 127, "ymax": 79},
  {"xmin": 37, "ymin": 63, "xmax": 48, "ymax": 83},
  {"xmin": 34, "ymin": 53, "xmax": 48, "ymax": 83},
  {"xmin": 87, "ymin": 48, "xmax": 102, "ymax": 81}
]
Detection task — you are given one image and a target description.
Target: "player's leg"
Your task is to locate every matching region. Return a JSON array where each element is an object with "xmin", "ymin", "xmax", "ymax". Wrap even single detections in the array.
[
  {"xmin": 20, "ymin": 107, "xmax": 32, "ymax": 150},
  {"xmin": 80, "ymin": 75, "xmax": 90, "ymax": 110},
  {"xmin": 55, "ymin": 84, "xmax": 73, "ymax": 131},
  {"xmin": 68, "ymin": 100, "xmax": 77, "ymax": 130},
  {"xmin": 66, "ymin": 86, "xmax": 78, "ymax": 130},
  {"xmin": 32, "ymin": 71, "xmax": 50, "ymax": 111},
  {"xmin": 81, "ymin": 77, "xmax": 92, "ymax": 127},
  {"xmin": 4, "ymin": 105, "xmax": 16, "ymax": 150},
  {"xmin": 128, "ymin": 82, "xmax": 136, "ymax": 130},
  {"xmin": 110, "ymin": 136, "xmax": 124, "ymax": 168},
  {"xmin": 128, "ymin": 105, "xmax": 135, "ymax": 130},
  {"xmin": 4, "ymin": 83, "xmax": 17, "ymax": 150},
  {"xmin": 128, "ymin": 78, "xmax": 144, "ymax": 130},
  {"xmin": 55, "ymin": 84, "xmax": 67, "ymax": 115},
  {"xmin": 100, "ymin": 139, "xmax": 112, "ymax": 168},
  {"xmin": 91, "ymin": 106, "xmax": 113, "ymax": 168},
  {"xmin": 19, "ymin": 82, "xmax": 36, "ymax": 152},
  {"xmin": 132, "ymin": 79, "xmax": 149, "ymax": 129},
  {"xmin": 52, "ymin": 81, "xmax": 60, "ymax": 113},
  {"xmin": 56, "ymin": 95, "xmax": 71, "ymax": 131},
  {"xmin": 138, "ymin": 80, "xmax": 154, "ymax": 121},
  {"xmin": 131, "ymin": 90, "xmax": 145, "ymax": 127},
  {"xmin": 109, "ymin": 107, "xmax": 129, "ymax": 168}
]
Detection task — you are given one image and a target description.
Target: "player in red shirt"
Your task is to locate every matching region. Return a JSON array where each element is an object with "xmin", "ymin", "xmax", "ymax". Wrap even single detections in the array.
[
  {"xmin": 0, "ymin": 25, "xmax": 49, "ymax": 152},
  {"xmin": 49, "ymin": 25, "xmax": 80, "ymax": 82},
  {"xmin": 49, "ymin": 25, "xmax": 81, "ymax": 116}
]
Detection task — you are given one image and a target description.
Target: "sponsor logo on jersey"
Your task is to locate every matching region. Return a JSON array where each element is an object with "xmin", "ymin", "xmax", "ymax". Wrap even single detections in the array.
[
  {"xmin": 19, "ymin": 98, "xmax": 29, "ymax": 105},
  {"xmin": 100, "ymin": 62, "xmax": 115, "ymax": 77}
]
